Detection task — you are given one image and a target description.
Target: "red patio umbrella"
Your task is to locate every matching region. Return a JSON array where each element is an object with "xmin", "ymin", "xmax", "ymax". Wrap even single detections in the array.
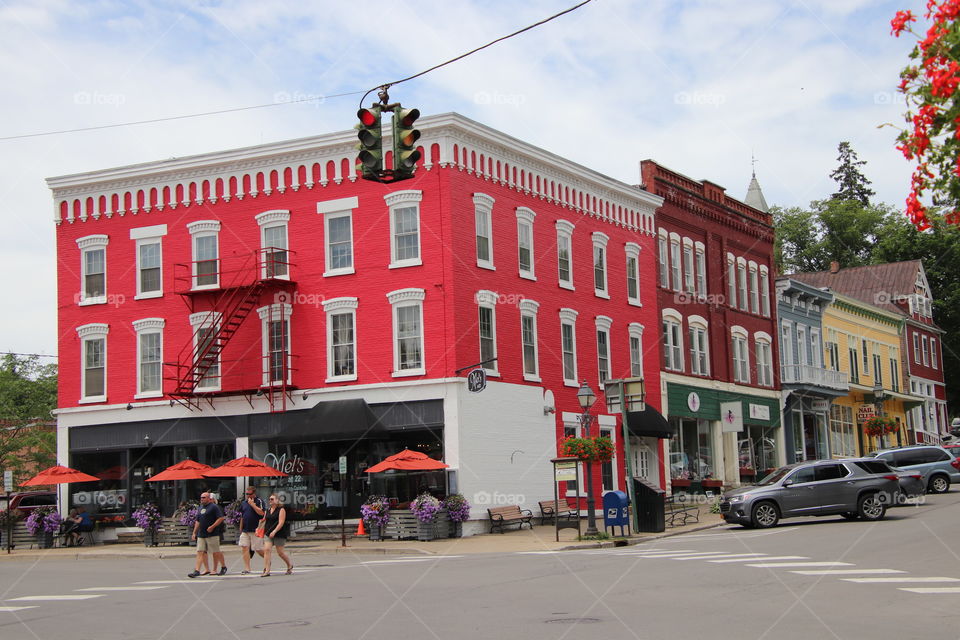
[
  {"xmin": 204, "ymin": 456, "xmax": 288, "ymax": 478},
  {"xmin": 146, "ymin": 460, "xmax": 213, "ymax": 482},
  {"xmin": 365, "ymin": 449, "xmax": 449, "ymax": 473},
  {"xmin": 22, "ymin": 465, "xmax": 99, "ymax": 486}
]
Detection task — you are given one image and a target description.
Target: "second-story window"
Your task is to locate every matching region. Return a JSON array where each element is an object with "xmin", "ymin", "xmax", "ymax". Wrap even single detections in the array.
[
  {"xmin": 388, "ymin": 288, "xmax": 425, "ymax": 376},
  {"xmin": 688, "ymin": 320, "xmax": 709, "ymax": 376},
  {"xmin": 922, "ymin": 336, "xmax": 930, "ymax": 366},
  {"xmin": 77, "ymin": 235, "xmax": 108, "ymax": 305},
  {"xmin": 593, "ymin": 232, "xmax": 609, "ymax": 298},
  {"xmin": 732, "ymin": 330, "xmax": 750, "ymax": 383},
  {"xmin": 258, "ymin": 304, "xmax": 292, "ymax": 385},
  {"xmin": 322, "ymin": 297, "xmax": 358, "ymax": 381},
  {"xmin": 476, "ymin": 290, "xmax": 499, "ymax": 373},
  {"xmin": 848, "ymin": 341, "xmax": 860, "ymax": 384},
  {"xmin": 625, "ymin": 242, "xmax": 641, "ymax": 306},
  {"xmin": 629, "ymin": 323, "xmax": 644, "ymax": 377},
  {"xmin": 77, "ymin": 323, "xmax": 108, "ymax": 402},
  {"xmin": 256, "ymin": 210, "xmax": 290, "ymax": 279},
  {"xmin": 755, "ymin": 335, "xmax": 773, "ymax": 386},
  {"xmin": 187, "ymin": 221, "xmax": 221, "ymax": 289},
  {"xmin": 596, "ymin": 316, "xmax": 612, "ymax": 386},
  {"xmin": 662, "ymin": 315, "xmax": 683, "ymax": 372},
  {"xmin": 560, "ymin": 308, "xmax": 579, "ymax": 385},
  {"xmin": 516, "ymin": 207, "xmax": 536, "ymax": 279},
  {"xmin": 519, "ymin": 299, "xmax": 540, "ymax": 381},
  {"xmin": 890, "ymin": 355, "xmax": 901, "ymax": 392},
  {"xmin": 931, "ymin": 337, "xmax": 939, "ymax": 369},
  {"xmin": 133, "ymin": 318, "xmax": 164, "ymax": 398},
  {"xmin": 190, "ymin": 311, "xmax": 222, "ymax": 391},
  {"xmin": 385, "ymin": 190, "xmax": 423, "ymax": 268},
  {"xmin": 556, "ymin": 220, "xmax": 575, "ymax": 290}
]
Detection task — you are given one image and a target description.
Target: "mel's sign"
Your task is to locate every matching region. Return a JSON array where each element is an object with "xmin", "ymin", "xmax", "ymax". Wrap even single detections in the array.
[{"xmin": 467, "ymin": 368, "xmax": 487, "ymax": 393}]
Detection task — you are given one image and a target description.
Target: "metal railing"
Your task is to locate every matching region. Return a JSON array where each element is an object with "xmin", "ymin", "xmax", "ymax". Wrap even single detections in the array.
[{"xmin": 780, "ymin": 364, "xmax": 849, "ymax": 390}]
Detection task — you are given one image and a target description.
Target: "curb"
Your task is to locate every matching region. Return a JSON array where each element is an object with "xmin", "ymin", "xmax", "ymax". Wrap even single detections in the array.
[{"xmin": 556, "ymin": 520, "xmax": 726, "ymax": 551}]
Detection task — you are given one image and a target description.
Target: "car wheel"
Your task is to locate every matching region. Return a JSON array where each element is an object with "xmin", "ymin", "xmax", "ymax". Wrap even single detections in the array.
[
  {"xmin": 857, "ymin": 493, "xmax": 886, "ymax": 521},
  {"xmin": 928, "ymin": 475, "xmax": 950, "ymax": 494},
  {"xmin": 841, "ymin": 512, "xmax": 859, "ymax": 520},
  {"xmin": 751, "ymin": 501, "xmax": 779, "ymax": 528}
]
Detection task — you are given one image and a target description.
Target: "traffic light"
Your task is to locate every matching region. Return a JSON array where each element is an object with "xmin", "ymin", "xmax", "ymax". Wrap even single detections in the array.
[
  {"xmin": 392, "ymin": 107, "xmax": 421, "ymax": 180},
  {"xmin": 356, "ymin": 106, "xmax": 383, "ymax": 181}
]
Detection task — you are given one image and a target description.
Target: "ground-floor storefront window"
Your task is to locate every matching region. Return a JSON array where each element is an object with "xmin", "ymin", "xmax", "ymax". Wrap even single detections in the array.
[
  {"xmin": 738, "ymin": 425, "xmax": 778, "ymax": 477},
  {"xmin": 669, "ymin": 418, "xmax": 714, "ymax": 483},
  {"xmin": 791, "ymin": 409, "xmax": 830, "ymax": 461},
  {"xmin": 830, "ymin": 405, "xmax": 857, "ymax": 457}
]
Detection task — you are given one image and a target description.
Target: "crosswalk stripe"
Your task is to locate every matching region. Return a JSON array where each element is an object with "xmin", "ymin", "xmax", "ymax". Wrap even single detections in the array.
[
  {"xmin": 630, "ymin": 551, "xmax": 721, "ymax": 557},
  {"xmin": 710, "ymin": 556, "xmax": 808, "ymax": 563},
  {"xmin": 844, "ymin": 577, "xmax": 960, "ymax": 583},
  {"xmin": 747, "ymin": 562, "xmax": 854, "ymax": 568},
  {"xmin": 516, "ymin": 551, "xmax": 562, "ymax": 555},
  {"xmin": 7, "ymin": 595, "xmax": 105, "ymax": 601},
  {"xmin": 674, "ymin": 553, "xmax": 767, "ymax": 561},
  {"xmin": 791, "ymin": 569, "xmax": 905, "ymax": 575},
  {"xmin": 899, "ymin": 587, "xmax": 960, "ymax": 594},
  {"xmin": 136, "ymin": 580, "xmax": 219, "ymax": 584},
  {"xmin": 0, "ymin": 606, "xmax": 37, "ymax": 612},
  {"xmin": 75, "ymin": 587, "xmax": 168, "ymax": 591}
]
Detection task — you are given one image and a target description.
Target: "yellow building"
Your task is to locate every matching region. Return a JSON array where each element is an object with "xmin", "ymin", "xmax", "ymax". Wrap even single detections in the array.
[{"xmin": 819, "ymin": 292, "xmax": 921, "ymax": 457}]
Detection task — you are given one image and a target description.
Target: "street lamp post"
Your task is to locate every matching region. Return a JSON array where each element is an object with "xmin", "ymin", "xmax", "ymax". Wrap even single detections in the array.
[{"xmin": 577, "ymin": 381, "xmax": 599, "ymax": 537}]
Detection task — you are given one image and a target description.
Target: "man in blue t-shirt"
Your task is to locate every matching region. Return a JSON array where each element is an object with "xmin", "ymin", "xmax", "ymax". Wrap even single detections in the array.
[
  {"xmin": 188, "ymin": 492, "xmax": 224, "ymax": 578},
  {"xmin": 237, "ymin": 486, "xmax": 265, "ymax": 575}
]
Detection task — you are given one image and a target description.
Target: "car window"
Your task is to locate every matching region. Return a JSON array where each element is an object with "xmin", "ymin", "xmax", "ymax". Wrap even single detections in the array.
[
  {"xmin": 893, "ymin": 450, "xmax": 922, "ymax": 467},
  {"xmin": 946, "ymin": 447, "xmax": 960, "ymax": 459},
  {"xmin": 852, "ymin": 460, "xmax": 893, "ymax": 474},
  {"xmin": 929, "ymin": 449, "xmax": 951, "ymax": 462},
  {"xmin": 788, "ymin": 467, "xmax": 816, "ymax": 484},
  {"xmin": 757, "ymin": 467, "xmax": 792, "ymax": 485},
  {"xmin": 815, "ymin": 464, "xmax": 848, "ymax": 481}
]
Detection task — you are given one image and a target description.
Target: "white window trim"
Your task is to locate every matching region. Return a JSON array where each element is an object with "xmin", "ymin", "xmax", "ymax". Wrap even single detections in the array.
[
  {"xmin": 77, "ymin": 234, "xmax": 109, "ymax": 306},
  {"xmin": 593, "ymin": 232, "xmax": 610, "ymax": 299},
  {"xmin": 755, "ymin": 336, "xmax": 773, "ymax": 387},
  {"xmin": 256, "ymin": 210, "xmax": 291, "ymax": 280},
  {"xmin": 133, "ymin": 318, "xmax": 165, "ymax": 399},
  {"xmin": 732, "ymin": 325, "xmax": 750, "ymax": 384},
  {"xmin": 322, "ymin": 297, "xmax": 358, "ymax": 382},
  {"xmin": 77, "ymin": 323, "xmax": 108, "ymax": 403},
  {"xmin": 748, "ymin": 261, "xmax": 759, "ymax": 314},
  {"xmin": 663, "ymin": 316, "xmax": 684, "ymax": 373},
  {"xmin": 388, "ymin": 287, "xmax": 426, "ymax": 376},
  {"xmin": 516, "ymin": 207, "xmax": 536, "ymax": 281},
  {"xmin": 726, "ymin": 253, "xmax": 736, "ymax": 309},
  {"xmin": 658, "ymin": 230, "xmax": 669, "ymax": 289},
  {"xmin": 556, "ymin": 219, "xmax": 575, "ymax": 290},
  {"xmin": 669, "ymin": 233, "xmax": 682, "ymax": 292},
  {"xmin": 519, "ymin": 299, "xmax": 540, "ymax": 382},
  {"xmin": 688, "ymin": 315, "xmax": 709, "ymax": 376},
  {"xmin": 737, "ymin": 257, "xmax": 748, "ymax": 311},
  {"xmin": 130, "ymin": 225, "xmax": 167, "ymax": 300},
  {"xmin": 595, "ymin": 315, "xmax": 613, "ymax": 387},
  {"xmin": 694, "ymin": 242, "xmax": 706, "ymax": 298},
  {"xmin": 189, "ymin": 311, "xmax": 222, "ymax": 391},
  {"xmin": 682, "ymin": 238, "xmax": 695, "ymax": 294},
  {"xmin": 187, "ymin": 220, "xmax": 221, "ymax": 290},
  {"xmin": 759, "ymin": 266, "xmax": 770, "ymax": 317},
  {"xmin": 476, "ymin": 290, "xmax": 500, "ymax": 375},
  {"xmin": 560, "ymin": 307, "xmax": 579, "ymax": 387},
  {"xmin": 474, "ymin": 193, "xmax": 496, "ymax": 271},
  {"xmin": 931, "ymin": 337, "xmax": 939, "ymax": 369},
  {"xmin": 257, "ymin": 303, "xmax": 293, "ymax": 386},
  {"xmin": 628, "ymin": 322, "xmax": 645, "ymax": 378},
  {"xmin": 317, "ymin": 200, "xmax": 356, "ymax": 277},
  {"xmin": 625, "ymin": 242, "xmax": 642, "ymax": 307},
  {"xmin": 385, "ymin": 190, "xmax": 423, "ymax": 269}
]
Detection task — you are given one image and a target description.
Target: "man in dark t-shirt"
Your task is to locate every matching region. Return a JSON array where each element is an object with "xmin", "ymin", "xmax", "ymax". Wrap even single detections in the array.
[
  {"xmin": 188, "ymin": 492, "xmax": 224, "ymax": 578},
  {"xmin": 238, "ymin": 486, "xmax": 265, "ymax": 574}
]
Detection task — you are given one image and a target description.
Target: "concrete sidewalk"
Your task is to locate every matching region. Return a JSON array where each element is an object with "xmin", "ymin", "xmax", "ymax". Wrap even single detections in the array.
[{"xmin": 0, "ymin": 505, "xmax": 725, "ymax": 561}]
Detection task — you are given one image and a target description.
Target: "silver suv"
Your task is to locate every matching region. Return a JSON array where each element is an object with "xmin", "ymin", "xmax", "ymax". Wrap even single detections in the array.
[
  {"xmin": 869, "ymin": 445, "xmax": 960, "ymax": 494},
  {"xmin": 719, "ymin": 459, "xmax": 900, "ymax": 528}
]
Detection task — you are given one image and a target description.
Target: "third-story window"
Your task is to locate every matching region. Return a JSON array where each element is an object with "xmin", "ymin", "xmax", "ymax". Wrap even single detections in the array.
[
  {"xmin": 322, "ymin": 297, "xmax": 358, "ymax": 381},
  {"xmin": 318, "ymin": 196, "xmax": 358, "ymax": 276},
  {"xmin": 77, "ymin": 235, "xmax": 108, "ymax": 304},
  {"xmin": 385, "ymin": 191, "xmax": 423, "ymax": 268},
  {"xmin": 737, "ymin": 260, "xmax": 748, "ymax": 311},
  {"xmin": 695, "ymin": 243, "xmax": 706, "ymax": 298},
  {"xmin": 188, "ymin": 221, "xmax": 221, "ymax": 289},
  {"xmin": 516, "ymin": 207, "xmax": 535, "ymax": 279},
  {"xmin": 670, "ymin": 236, "xmax": 682, "ymax": 291},
  {"xmin": 931, "ymin": 337, "xmax": 938, "ymax": 369},
  {"xmin": 260, "ymin": 220, "xmax": 289, "ymax": 279},
  {"xmin": 749, "ymin": 262, "xmax": 759, "ymax": 314},
  {"xmin": 759, "ymin": 266, "xmax": 770, "ymax": 316},
  {"xmin": 625, "ymin": 242, "xmax": 641, "ymax": 305},
  {"xmin": 556, "ymin": 220, "xmax": 574, "ymax": 289},
  {"xmin": 727, "ymin": 254, "xmax": 736, "ymax": 308},
  {"xmin": 683, "ymin": 242, "xmax": 695, "ymax": 293},
  {"xmin": 131, "ymin": 225, "xmax": 165, "ymax": 299},
  {"xmin": 593, "ymin": 232, "xmax": 609, "ymax": 297},
  {"xmin": 474, "ymin": 194, "xmax": 495, "ymax": 269}
]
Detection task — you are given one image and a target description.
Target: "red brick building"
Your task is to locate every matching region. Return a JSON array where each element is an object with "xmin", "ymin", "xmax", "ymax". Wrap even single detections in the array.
[
  {"xmin": 50, "ymin": 113, "xmax": 664, "ymax": 529},
  {"xmin": 641, "ymin": 162, "xmax": 781, "ymax": 490}
]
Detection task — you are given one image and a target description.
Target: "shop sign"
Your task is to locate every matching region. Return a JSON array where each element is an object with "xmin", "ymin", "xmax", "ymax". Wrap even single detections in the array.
[
  {"xmin": 749, "ymin": 404, "xmax": 771, "ymax": 421},
  {"xmin": 3, "ymin": 470, "xmax": 11, "ymax": 492},
  {"xmin": 720, "ymin": 401, "xmax": 744, "ymax": 432},
  {"xmin": 687, "ymin": 392, "xmax": 701, "ymax": 413},
  {"xmin": 263, "ymin": 452, "xmax": 309, "ymax": 476},
  {"xmin": 857, "ymin": 404, "xmax": 876, "ymax": 423},
  {"xmin": 467, "ymin": 368, "xmax": 487, "ymax": 393},
  {"xmin": 338, "ymin": 456, "xmax": 347, "ymax": 475},
  {"xmin": 810, "ymin": 399, "xmax": 830, "ymax": 412},
  {"xmin": 555, "ymin": 461, "xmax": 578, "ymax": 482}
]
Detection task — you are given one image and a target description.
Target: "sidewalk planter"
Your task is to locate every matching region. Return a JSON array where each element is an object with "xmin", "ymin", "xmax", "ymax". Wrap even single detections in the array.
[
  {"xmin": 417, "ymin": 520, "xmax": 435, "ymax": 541},
  {"xmin": 671, "ymin": 478, "xmax": 692, "ymax": 493},
  {"xmin": 368, "ymin": 526, "xmax": 383, "ymax": 541},
  {"xmin": 385, "ymin": 510, "xmax": 450, "ymax": 540},
  {"xmin": 37, "ymin": 532, "xmax": 54, "ymax": 549},
  {"xmin": 143, "ymin": 529, "xmax": 158, "ymax": 547},
  {"xmin": 701, "ymin": 480, "xmax": 723, "ymax": 494}
]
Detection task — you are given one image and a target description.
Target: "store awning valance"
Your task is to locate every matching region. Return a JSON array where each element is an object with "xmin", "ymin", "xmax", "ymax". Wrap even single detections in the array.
[
  {"xmin": 254, "ymin": 398, "xmax": 388, "ymax": 442},
  {"xmin": 625, "ymin": 406, "xmax": 676, "ymax": 439}
]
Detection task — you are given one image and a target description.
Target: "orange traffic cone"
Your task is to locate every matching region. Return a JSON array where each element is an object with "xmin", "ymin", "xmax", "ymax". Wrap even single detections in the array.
[{"xmin": 356, "ymin": 519, "xmax": 366, "ymax": 536}]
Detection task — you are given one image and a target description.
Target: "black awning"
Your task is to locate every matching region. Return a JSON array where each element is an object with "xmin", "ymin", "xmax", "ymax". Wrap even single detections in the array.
[
  {"xmin": 625, "ymin": 406, "xmax": 675, "ymax": 439},
  {"xmin": 252, "ymin": 398, "xmax": 388, "ymax": 442}
]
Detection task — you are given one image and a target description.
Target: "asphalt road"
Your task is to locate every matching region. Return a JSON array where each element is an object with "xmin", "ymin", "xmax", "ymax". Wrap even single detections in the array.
[{"xmin": 2, "ymin": 491, "xmax": 959, "ymax": 640}]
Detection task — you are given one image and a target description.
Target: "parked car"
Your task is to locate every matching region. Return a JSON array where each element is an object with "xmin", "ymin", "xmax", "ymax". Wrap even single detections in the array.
[
  {"xmin": 868, "ymin": 445, "xmax": 960, "ymax": 494},
  {"xmin": 5, "ymin": 491, "xmax": 57, "ymax": 515},
  {"xmin": 842, "ymin": 458, "xmax": 925, "ymax": 502},
  {"xmin": 719, "ymin": 459, "xmax": 900, "ymax": 528}
]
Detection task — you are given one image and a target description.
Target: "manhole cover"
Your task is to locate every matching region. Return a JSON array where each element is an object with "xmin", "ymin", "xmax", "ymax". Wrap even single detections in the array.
[
  {"xmin": 545, "ymin": 618, "xmax": 601, "ymax": 624},
  {"xmin": 253, "ymin": 621, "xmax": 310, "ymax": 629}
]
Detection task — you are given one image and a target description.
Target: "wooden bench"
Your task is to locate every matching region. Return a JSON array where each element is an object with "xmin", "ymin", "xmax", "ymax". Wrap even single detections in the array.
[
  {"xmin": 538, "ymin": 500, "xmax": 577, "ymax": 526},
  {"xmin": 488, "ymin": 505, "xmax": 533, "ymax": 534},
  {"xmin": 665, "ymin": 496, "xmax": 699, "ymax": 527}
]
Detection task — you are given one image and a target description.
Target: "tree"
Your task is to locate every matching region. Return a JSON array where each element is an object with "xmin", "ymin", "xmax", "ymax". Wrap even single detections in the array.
[
  {"xmin": 830, "ymin": 142, "xmax": 875, "ymax": 206},
  {"xmin": 0, "ymin": 354, "xmax": 57, "ymax": 484},
  {"xmin": 891, "ymin": 3, "xmax": 960, "ymax": 230}
]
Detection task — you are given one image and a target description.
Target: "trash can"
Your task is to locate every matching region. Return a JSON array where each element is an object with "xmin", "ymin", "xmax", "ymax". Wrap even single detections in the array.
[
  {"xmin": 602, "ymin": 490, "xmax": 630, "ymax": 536},
  {"xmin": 633, "ymin": 477, "xmax": 666, "ymax": 533}
]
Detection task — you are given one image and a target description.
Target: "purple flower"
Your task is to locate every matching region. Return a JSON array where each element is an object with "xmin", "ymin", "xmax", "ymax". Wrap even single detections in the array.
[
  {"xmin": 361, "ymin": 496, "xmax": 391, "ymax": 527},
  {"xmin": 224, "ymin": 500, "xmax": 243, "ymax": 526},
  {"xmin": 442, "ymin": 494, "xmax": 471, "ymax": 523},
  {"xmin": 132, "ymin": 502, "xmax": 162, "ymax": 532},
  {"xmin": 25, "ymin": 507, "xmax": 61, "ymax": 536},
  {"xmin": 410, "ymin": 493, "xmax": 441, "ymax": 523}
]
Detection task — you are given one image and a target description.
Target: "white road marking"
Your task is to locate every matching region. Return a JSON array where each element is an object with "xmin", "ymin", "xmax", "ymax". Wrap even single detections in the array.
[
  {"xmin": 361, "ymin": 557, "xmax": 461, "ymax": 565},
  {"xmin": 0, "ymin": 606, "xmax": 38, "ymax": 612},
  {"xmin": 710, "ymin": 556, "xmax": 809, "ymax": 563},
  {"xmin": 136, "ymin": 580, "xmax": 219, "ymax": 584},
  {"xmin": 628, "ymin": 551, "xmax": 720, "ymax": 557},
  {"xmin": 844, "ymin": 577, "xmax": 960, "ymax": 583},
  {"xmin": 747, "ymin": 562, "xmax": 854, "ymax": 568},
  {"xmin": 791, "ymin": 569, "xmax": 905, "ymax": 576},
  {"xmin": 75, "ymin": 586, "xmax": 168, "ymax": 591},
  {"xmin": 516, "ymin": 551, "xmax": 562, "ymax": 555},
  {"xmin": 674, "ymin": 553, "xmax": 767, "ymax": 561},
  {"xmin": 899, "ymin": 587, "xmax": 960, "ymax": 594},
  {"xmin": 666, "ymin": 552, "xmax": 741, "ymax": 559},
  {"xmin": 7, "ymin": 595, "xmax": 104, "ymax": 601}
]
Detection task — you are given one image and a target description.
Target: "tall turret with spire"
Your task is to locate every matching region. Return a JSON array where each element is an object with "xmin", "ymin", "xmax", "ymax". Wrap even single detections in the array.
[{"xmin": 744, "ymin": 154, "xmax": 769, "ymax": 213}]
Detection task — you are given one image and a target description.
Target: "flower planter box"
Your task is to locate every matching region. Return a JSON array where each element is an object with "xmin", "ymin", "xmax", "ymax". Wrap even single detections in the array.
[
  {"xmin": 701, "ymin": 480, "xmax": 723, "ymax": 492},
  {"xmin": 384, "ymin": 510, "xmax": 450, "ymax": 540},
  {"xmin": 671, "ymin": 479, "xmax": 692, "ymax": 490}
]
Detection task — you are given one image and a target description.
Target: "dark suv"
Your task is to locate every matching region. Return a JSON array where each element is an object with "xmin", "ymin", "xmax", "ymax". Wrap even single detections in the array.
[
  {"xmin": 869, "ymin": 445, "xmax": 960, "ymax": 494},
  {"xmin": 719, "ymin": 459, "xmax": 900, "ymax": 528}
]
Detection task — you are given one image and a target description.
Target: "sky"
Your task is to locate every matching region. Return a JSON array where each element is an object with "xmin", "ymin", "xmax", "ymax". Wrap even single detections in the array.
[{"xmin": 0, "ymin": 0, "xmax": 925, "ymax": 360}]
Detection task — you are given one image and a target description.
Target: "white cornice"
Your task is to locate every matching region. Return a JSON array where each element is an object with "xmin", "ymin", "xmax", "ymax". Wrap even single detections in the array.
[
  {"xmin": 387, "ymin": 288, "xmax": 426, "ymax": 305},
  {"xmin": 76, "ymin": 323, "xmax": 109, "ymax": 338},
  {"xmin": 256, "ymin": 303, "xmax": 292, "ymax": 320},
  {"xmin": 254, "ymin": 210, "xmax": 291, "ymax": 227},
  {"xmin": 322, "ymin": 296, "xmax": 359, "ymax": 312},
  {"xmin": 76, "ymin": 234, "xmax": 108, "ymax": 249},
  {"xmin": 186, "ymin": 220, "xmax": 221, "ymax": 235},
  {"xmin": 132, "ymin": 318, "xmax": 165, "ymax": 332}
]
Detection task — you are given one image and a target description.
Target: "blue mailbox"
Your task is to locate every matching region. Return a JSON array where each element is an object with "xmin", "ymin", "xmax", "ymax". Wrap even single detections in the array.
[{"xmin": 603, "ymin": 490, "xmax": 630, "ymax": 536}]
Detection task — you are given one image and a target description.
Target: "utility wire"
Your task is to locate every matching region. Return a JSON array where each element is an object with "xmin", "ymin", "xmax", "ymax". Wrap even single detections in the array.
[
  {"xmin": 360, "ymin": 0, "xmax": 593, "ymax": 107},
  {"xmin": 1, "ymin": 352, "xmax": 58, "ymax": 359},
  {"xmin": 2, "ymin": 0, "xmax": 593, "ymax": 142}
]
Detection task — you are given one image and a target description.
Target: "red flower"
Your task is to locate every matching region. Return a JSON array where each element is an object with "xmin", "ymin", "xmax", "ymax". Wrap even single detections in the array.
[{"xmin": 892, "ymin": 10, "xmax": 916, "ymax": 36}]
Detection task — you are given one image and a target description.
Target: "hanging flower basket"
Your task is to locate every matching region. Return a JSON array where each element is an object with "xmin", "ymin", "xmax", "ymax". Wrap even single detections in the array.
[
  {"xmin": 864, "ymin": 416, "xmax": 899, "ymax": 438},
  {"xmin": 560, "ymin": 436, "xmax": 614, "ymax": 463}
]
